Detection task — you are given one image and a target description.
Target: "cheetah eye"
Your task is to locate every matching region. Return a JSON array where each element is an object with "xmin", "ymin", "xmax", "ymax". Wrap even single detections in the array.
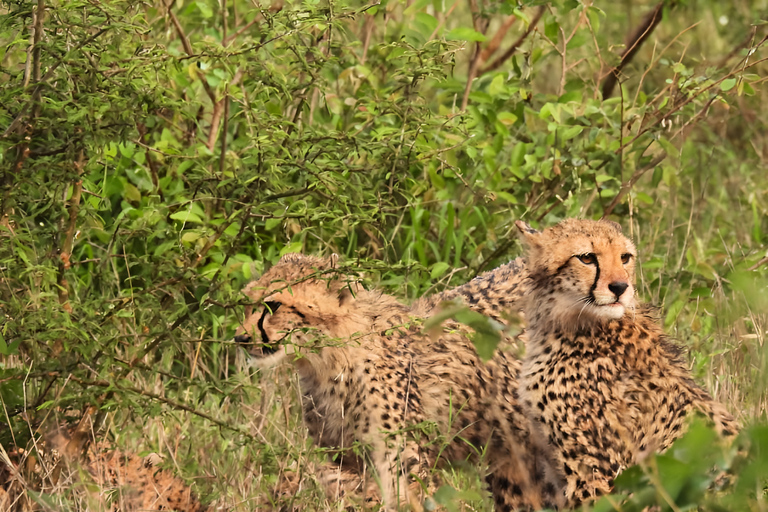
[
  {"xmin": 576, "ymin": 253, "xmax": 596, "ymax": 265},
  {"xmin": 621, "ymin": 253, "xmax": 632, "ymax": 264}
]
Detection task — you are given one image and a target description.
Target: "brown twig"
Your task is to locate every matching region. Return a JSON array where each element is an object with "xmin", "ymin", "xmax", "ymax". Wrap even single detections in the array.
[
  {"xmin": 68, "ymin": 376, "xmax": 256, "ymax": 439},
  {"xmin": 136, "ymin": 122, "xmax": 164, "ymax": 200},
  {"xmin": 360, "ymin": 14, "xmax": 375, "ymax": 64},
  {"xmin": 748, "ymin": 256, "xmax": 768, "ymax": 272},
  {"xmin": 57, "ymin": 149, "xmax": 85, "ymax": 312},
  {"xmin": 207, "ymin": 70, "xmax": 242, "ymax": 151},
  {"xmin": 3, "ymin": 0, "xmax": 46, "ymax": 216},
  {"xmin": 480, "ymin": 6, "xmax": 545, "ymax": 75},
  {"xmin": 716, "ymin": 25, "xmax": 758, "ymax": 70},
  {"xmin": 206, "ymin": 101, "xmax": 225, "ymax": 151},
  {"xmin": 602, "ymin": 153, "xmax": 666, "ymax": 217},
  {"xmin": 619, "ymin": 53, "xmax": 768, "ymax": 155},
  {"xmin": 461, "ymin": 12, "xmax": 524, "ymax": 111},
  {"xmin": 602, "ymin": 1, "xmax": 672, "ymax": 99},
  {"xmin": 218, "ymin": 86, "xmax": 230, "ymax": 176},
  {"xmin": 460, "ymin": 0, "xmax": 484, "ymax": 111},
  {"xmin": 479, "ymin": 15, "xmax": 518, "ymax": 66},
  {"xmin": 167, "ymin": 6, "xmax": 217, "ymax": 105}
]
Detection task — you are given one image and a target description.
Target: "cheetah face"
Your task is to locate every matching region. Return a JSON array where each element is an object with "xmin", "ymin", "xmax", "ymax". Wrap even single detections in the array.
[
  {"xmin": 235, "ymin": 299, "xmax": 314, "ymax": 368},
  {"xmin": 516, "ymin": 219, "xmax": 638, "ymax": 325},
  {"xmin": 234, "ymin": 253, "xmax": 368, "ymax": 368}
]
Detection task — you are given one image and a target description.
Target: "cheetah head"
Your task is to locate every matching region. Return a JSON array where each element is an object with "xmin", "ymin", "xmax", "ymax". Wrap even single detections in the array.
[
  {"xmin": 515, "ymin": 218, "xmax": 638, "ymax": 325},
  {"xmin": 234, "ymin": 253, "xmax": 369, "ymax": 368}
]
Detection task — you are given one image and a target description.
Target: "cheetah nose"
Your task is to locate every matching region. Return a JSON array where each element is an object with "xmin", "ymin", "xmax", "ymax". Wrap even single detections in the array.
[
  {"xmin": 608, "ymin": 281, "xmax": 629, "ymax": 298},
  {"xmin": 234, "ymin": 334, "xmax": 252, "ymax": 344}
]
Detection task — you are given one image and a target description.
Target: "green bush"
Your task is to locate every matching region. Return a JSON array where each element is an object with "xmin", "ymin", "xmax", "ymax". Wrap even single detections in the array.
[{"xmin": 0, "ymin": 0, "xmax": 766, "ymax": 509}]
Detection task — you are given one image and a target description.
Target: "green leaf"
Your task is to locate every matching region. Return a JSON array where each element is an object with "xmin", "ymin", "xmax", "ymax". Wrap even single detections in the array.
[
  {"xmin": 430, "ymin": 261, "xmax": 451, "ymax": 279},
  {"xmin": 561, "ymin": 125, "xmax": 583, "ymax": 140},
  {"xmin": 489, "ymin": 74, "xmax": 506, "ymax": 97},
  {"xmin": 280, "ymin": 241, "xmax": 304, "ymax": 256},
  {"xmin": 497, "ymin": 112, "xmax": 518, "ymax": 126},
  {"xmin": 544, "ymin": 17, "xmax": 559, "ymax": 42},
  {"xmin": 404, "ymin": 0, "xmax": 432, "ymax": 15},
  {"xmin": 445, "ymin": 27, "xmax": 487, "ymax": 42},
  {"xmin": 170, "ymin": 211, "xmax": 205, "ymax": 224},
  {"xmin": 720, "ymin": 78, "xmax": 737, "ymax": 91},
  {"xmin": 657, "ymin": 137, "xmax": 679, "ymax": 158}
]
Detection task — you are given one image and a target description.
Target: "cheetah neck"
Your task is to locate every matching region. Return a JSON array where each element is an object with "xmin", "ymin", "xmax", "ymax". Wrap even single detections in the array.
[{"xmin": 521, "ymin": 288, "xmax": 650, "ymax": 367}]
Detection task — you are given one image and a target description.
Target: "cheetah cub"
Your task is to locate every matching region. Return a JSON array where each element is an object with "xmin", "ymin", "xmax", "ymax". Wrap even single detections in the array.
[
  {"xmin": 236, "ymin": 254, "xmax": 561, "ymax": 511},
  {"xmin": 514, "ymin": 218, "xmax": 739, "ymax": 506}
]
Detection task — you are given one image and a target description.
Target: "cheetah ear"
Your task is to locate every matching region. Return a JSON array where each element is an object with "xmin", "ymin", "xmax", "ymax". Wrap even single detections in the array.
[
  {"xmin": 328, "ymin": 253, "xmax": 340, "ymax": 268},
  {"xmin": 515, "ymin": 220, "xmax": 539, "ymax": 235},
  {"xmin": 338, "ymin": 286, "xmax": 356, "ymax": 307},
  {"xmin": 515, "ymin": 220, "xmax": 542, "ymax": 248}
]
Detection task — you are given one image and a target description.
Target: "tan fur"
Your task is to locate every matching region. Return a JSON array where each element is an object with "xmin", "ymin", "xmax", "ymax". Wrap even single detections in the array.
[
  {"xmin": 513, "ymin": 218, "xmax": 739, "ymax": 506},
  {"xmin": 1, "ymin": 426, "xmax": 206, "ymax": 512},
  {"xmin": 236, "ymin": 254, "xmax": 561, "ymax": 511}
]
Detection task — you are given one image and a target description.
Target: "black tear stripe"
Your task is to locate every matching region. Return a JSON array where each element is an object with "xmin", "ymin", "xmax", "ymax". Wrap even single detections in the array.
[
  {"xmin": 257, "ymin": 307, "xmax": 272, "ymax": 344},
  {"xmin": 589, "ymin": 257, "xmax": 601, "ymax": 301}
]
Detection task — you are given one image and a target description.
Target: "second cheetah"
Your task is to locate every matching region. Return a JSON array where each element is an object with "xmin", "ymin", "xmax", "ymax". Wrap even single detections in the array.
[
  {"xmin": 236, "ymin": 254, "xmax": 561, "ymax": 511},
  {"xmin": 511, "ymin": 218, "xmax": 739, "ymax": 506}
]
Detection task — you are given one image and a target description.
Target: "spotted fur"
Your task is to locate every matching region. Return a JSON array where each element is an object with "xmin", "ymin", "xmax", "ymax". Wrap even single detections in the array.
[
  {"xmin": 1, "ymin": 425, "xmax": 206, "ymax": 512},
  {"xmin": 236, "ymin": 254, "xmax": 561, "ymax": 511},
  {"xmin": 513, "ymin": 218, "xmax": 739, "ymax": 506}
]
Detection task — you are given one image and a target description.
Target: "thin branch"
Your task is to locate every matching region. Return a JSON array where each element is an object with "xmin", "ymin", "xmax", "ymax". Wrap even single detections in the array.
[
  {"xmin": 223, "ymin": 16, "xmax": 260, "ymax": 46},
  {"xmin": 206, "ymin": 70, "xmax": 242, "ymax": 151},
  {"xmin": 619, "ymin": 54, "xmax": 768, "ymax": 155},
  {"xmin": 460, "ymin": 0, "xmax": 484, "ymax": 111},
  {"xmin": 602, "ymin": 1, "xmax": 672, "ymax": 99},
  {"xmin": 2, "ymin": 27, "xmax": 111, "ymax": 140},
  {"xmin": 4, "ymin": 0, "xmax": 45, "ymax": 199},
  {"xmin": 480, "ymin": 6, "xmax": 545, "ymax": 75},
  {"xmin": 748, "ymin": 256, "xmax": 768, "ymax": 272},
  {"xmin": 58, "ymin": 149, "xmax": 85, "ymax": 312},
  {"xmin": 360, "ymin": 14, "xmax": 375, "ymax": 64},
  {"xmin": 68, "ymin": 376, "xmax": 256, "ymax": 439},
  {"xmin": 167, "ymin": 6, "xmax": 217, "ymax": 105},
  {"xmin": 218, "ymin": 86, "xmax": 230, "ymax": 176},
  {"xmin": 716, "ymin": 26, "xmax": 758, "ymax": 69},
  {"xmin": 136, "ymin": 122, "xmax": 164, "ymax": 201},
  {"xmin": 602, "ymin": 154, "xmax": 666, "ymax": 217},
  {"xmin": 479, "ymin": 15, "xmax": 518, "ymax": 66},
  {"xmin": 206, "ymin": 101, "xmax": 225, "ymax": 151}
]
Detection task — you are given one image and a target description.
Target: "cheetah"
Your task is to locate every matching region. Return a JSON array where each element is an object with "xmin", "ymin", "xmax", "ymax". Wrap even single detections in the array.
[
  {"xmin": 509, "ymin": 218, "xmax": 739, "ymax": 506},
  {"xmin": 1, "ymin": 419, "xmax": 206, "ymax": 512},
  {"xmin": 236, "ymin": 254, "xmax": 561, "ymax": 511},
  {"xmin": 415, "ymin": 257, "xmax": 529, "ymax": 327}
]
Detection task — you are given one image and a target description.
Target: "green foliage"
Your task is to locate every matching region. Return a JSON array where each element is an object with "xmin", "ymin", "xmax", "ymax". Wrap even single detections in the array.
[{"xmin": 0, "ymin": 0, "xmax": 766, "ymax": 509}]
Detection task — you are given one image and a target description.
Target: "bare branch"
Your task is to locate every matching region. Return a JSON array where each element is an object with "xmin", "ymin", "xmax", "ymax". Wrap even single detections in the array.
[
  {"xmin": 480, "ymin": 6, "xmax": 545, "ymax": 75},
  {"xmin": 748, "ymin": 256, "xmax": 768, "ymax": 272},
  {"xmin": 602, "ymin": 1, "xmax": 672, "ymax": 98},
  {"xmin": 167, "ymin": 6, "xmax": 217, "ymax": 105}
]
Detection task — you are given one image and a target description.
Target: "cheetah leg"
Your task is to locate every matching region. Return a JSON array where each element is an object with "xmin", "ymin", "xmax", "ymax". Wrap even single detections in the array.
[
  {"xmin": 269, "ymin": 461, "xmax": 381, "ymax": 511},
  {"xmin": 317, "ymin": 462, "xmax": 382, "ymax": 508},
  {"xmin": 372, "ymin": 436, "xmax": 425, "ymax": 512}
]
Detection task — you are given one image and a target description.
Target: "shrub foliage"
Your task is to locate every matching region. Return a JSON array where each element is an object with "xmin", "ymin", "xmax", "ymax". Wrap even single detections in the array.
[{"xmin": 0, "ymin": 0, "xmax": 766, "ymax": 509}]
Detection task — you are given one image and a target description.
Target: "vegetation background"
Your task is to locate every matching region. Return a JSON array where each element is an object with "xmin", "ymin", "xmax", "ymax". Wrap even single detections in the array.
[{"xmin": 0, "ymin": 0, "xmax": 766, "ymax": 509}]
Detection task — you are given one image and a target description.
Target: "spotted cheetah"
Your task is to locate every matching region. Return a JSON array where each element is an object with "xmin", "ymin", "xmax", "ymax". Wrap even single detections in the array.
[
  {"xmin": 510, "ymin": 218, "xmax": 739, "ymax": 506},
  {"xmin": 1, "ymin": 420, "xmax": 206, "ymax": 512},
  {"xmin": 415, "ymin": 257, "xmax": 529, "ymax": 327},
  {"xmin": 236, "ymin": 254, "xmax": 561, "ymax": 511}
]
